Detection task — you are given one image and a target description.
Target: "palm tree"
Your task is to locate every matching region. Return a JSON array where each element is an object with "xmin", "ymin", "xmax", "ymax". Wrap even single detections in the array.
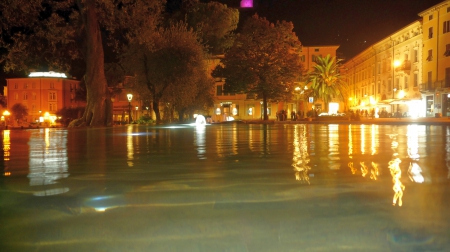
[{"xmin": 306, "ymin": 54, "xmax": 347, "ymax": 112}]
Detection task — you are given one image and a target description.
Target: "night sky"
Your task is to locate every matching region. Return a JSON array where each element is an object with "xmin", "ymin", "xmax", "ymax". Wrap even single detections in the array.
[
  {"xmin": 0, "ymin": 0, "xmax": 445, "ymax": 90},
  {"xmin": 212, "ymin": 0, "xmax": 444, "ymax": 59}
]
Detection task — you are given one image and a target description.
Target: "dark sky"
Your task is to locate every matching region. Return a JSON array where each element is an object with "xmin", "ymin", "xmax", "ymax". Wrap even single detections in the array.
[
  {"xmin": 0, "ymin": 0, "xmax": 444, "ymax": 90},
  {"xmin": 212, "ymin": 0, "xmax": 444, "ymax": 59}
]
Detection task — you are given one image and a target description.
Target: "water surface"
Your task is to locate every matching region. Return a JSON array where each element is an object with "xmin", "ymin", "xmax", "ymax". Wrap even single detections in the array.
[{"xmin": 1, "ymin": 123, "xmax": 449, "ymax": 251}]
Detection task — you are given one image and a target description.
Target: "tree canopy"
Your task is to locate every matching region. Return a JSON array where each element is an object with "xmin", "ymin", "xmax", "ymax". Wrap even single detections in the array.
[
  {"xmin": 0, "ymin": 0, "xmax": 165, "ymax": 126},
  {"xmin": 306, "ymin": 54, "xmax": 347, "ymax": 110},
  {"xmin": 213, "ymin": 14, "xmax": 303, "ymax": 120},
  {"xmin": 121, "ymin": 23, "xmax": 214, "ymax": 123},
  {"xmin": 167, "ymin": 0, "xmax": 239, "ymax": 55}
]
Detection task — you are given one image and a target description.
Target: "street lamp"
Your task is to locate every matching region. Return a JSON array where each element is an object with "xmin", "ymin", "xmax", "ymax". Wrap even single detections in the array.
[
  {"xmin": 127, "ymin": 93, "xmax": 133, "ymax": 124},
  {"xmin": 260, "ymin": 100, "xmax": 263, "ymax": 120}
]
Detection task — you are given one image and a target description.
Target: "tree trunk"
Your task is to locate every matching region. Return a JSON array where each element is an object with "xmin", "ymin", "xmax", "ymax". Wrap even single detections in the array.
[
  {"xmin": 152, "ymin": 100, "xmax": 161, "ymax": 123},
  {"xmin": 263, "ymin": 95, "xmax": 268, "ymax": 120},
  {"xmin": 77, "ymin": 0, "xmax": 110, "ymax": 127}
]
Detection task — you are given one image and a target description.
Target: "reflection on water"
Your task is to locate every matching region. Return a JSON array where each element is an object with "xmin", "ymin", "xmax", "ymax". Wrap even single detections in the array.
[
  {"xmin": 292, "ymin": 125, "xmax": 311, "ymax": 183},
  {"xmin": 1, "ymin": 124, "xmax": 449, "ymax": 251},
  {"xmin": 28, "ymin": 128, "xmax": 69, "ymax": 196}
]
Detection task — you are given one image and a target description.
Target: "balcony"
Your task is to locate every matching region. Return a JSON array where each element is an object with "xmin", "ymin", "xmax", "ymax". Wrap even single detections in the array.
[{"xmin": 395, "ymin": 60, "xmax": 411, "ymax": 72}]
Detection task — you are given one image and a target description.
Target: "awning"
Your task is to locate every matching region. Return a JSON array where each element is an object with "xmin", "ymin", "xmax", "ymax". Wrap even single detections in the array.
[{"xmin": 389, "ymin": 98, "xmax": 421, "ymax": 105}]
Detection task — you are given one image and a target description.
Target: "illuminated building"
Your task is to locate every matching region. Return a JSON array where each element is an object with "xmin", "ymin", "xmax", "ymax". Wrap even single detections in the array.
[
  {"xmin": 208, "ymin": 45, "xmax": 340, "ymax": 122},
  {"xmin": 4, "ymin": 72, "xmax": 84, "ymax": 124},
  {"xmin": 343, "ymin": 0, "xmax": 450, "ymax": 118}
]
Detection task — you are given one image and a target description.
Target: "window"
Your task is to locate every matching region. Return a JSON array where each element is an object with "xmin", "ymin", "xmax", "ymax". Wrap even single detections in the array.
[
  {"xmin": 300, "ymin": 55, "xmax": 305, "ymax": 62},
  {"xmin": 429, "ymin": 15, "xmax": 433, "ymax": 21},
  {"xmin": 404, "ymin": 76, "xmax": 408, "ymax": 89},
  {"xmin": 312, "ymin": 55, "xmax": 318, "ymax": 62},
  {"xmin": 447, "ymin": 7, "xmax": 450, "ymax": 13},
  {"xmin": 216, "ymin": 85, "xmax": 223, "ymax": 96},
  {"xmin": 427, "ymin": 49, "xmax": 433, "ymax": 61},
  {"xmin": 388, "ymin": 79, "xmax": 392, "ymax": 91},
  {"xmin": 14, "ymin": 92, "xmax": 18, "ymax": 100},
  {"xmin": 32, "ymin": 92, "xmax": 37, "ymax": 100},
  {"xmin": 31, "ymin": 104, "xmax": 36, "ymax": 112},
  {"xmin": 429, "ymin": 27, "xmax": 433, "ymax": 39},
  {"xmin": 50, "ymin": 82, "xmax": 55, "ymax": 89},
  {"xmin": 444, "ymin": 21, "xmax": 450, "ymax": 33},
  {"xmin": 49, "ymin": 103, "xmax": 57, "ymax": 112},
  {"xmin": 23, "ymin": 92, "xmax": 28, "ymax": 100},
  {"xmin": 14, "ymin": 83, "xmax": 18, "ymax": 89},
  {"xmin": 414, "ymin": 50, "xmax": 418, "ymax": 62},
  {"xmin": 444, "ymin": 44, "xmax": 450, "ymax": 57},
  {"xmin": 314, "ymin": 48, "xmax": 319, "ymax": 52},
  {"xmin": 404, "ymin": 52, "xmax": 408, "ymax": 61},
  {"xmin": 23, "ymin": 83, "xmax": 28, "ymax": 89},
  {"xmin": 49, "ymin": 91, "xmax": 56, "ymax": 101},
  {"xmin": 414, "ymin": 73, "xmax": 418, "ymax": 87},
  {"xmin": 377, "ymin": 82, "xmax": 380, "ymax": 94}
]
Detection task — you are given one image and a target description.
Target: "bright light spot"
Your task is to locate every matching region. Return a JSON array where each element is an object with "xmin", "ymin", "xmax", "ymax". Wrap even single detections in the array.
[
  {"xmin": 29, "ymin": 71, "xmax": 67, "ymax": 78},
  {"xmin": 195, "ymin": 115, "xmax": 207, "ymax": 125}
]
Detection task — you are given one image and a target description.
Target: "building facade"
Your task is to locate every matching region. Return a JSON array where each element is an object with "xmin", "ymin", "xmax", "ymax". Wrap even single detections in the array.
[
  {"xmin": 343, "ymin": 0, "xmax": 450, "ymax": 118},
  {"xmin": 419, "ymin": 0, "xmax": 450, "ymax": 117},
  {"xmin": 4, "ymin": 72, "xmax": 84, "ymax": 125},
  {"xmin": 209, "ymin": 45, "xmax": 340, "ymax": 122}
]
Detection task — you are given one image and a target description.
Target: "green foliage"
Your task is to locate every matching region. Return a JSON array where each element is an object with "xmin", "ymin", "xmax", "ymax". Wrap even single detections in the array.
[
  {"xmin": 122, "ymin": 22, "xmax": 214, "ymax": 123},
  {"xmin": 306, "ymin": 55, "xmax": 347, "ymax": 107},
  {"xmin": 213, "ymin": 14, "xmax": 302, "ymax": 119},
  {"xmin": 168, "ymin": 0, "xmax": 239, "ymax": 54},
  {"xmin": 10, "ymin": 103, "xmax": 28, "ymax": 122},
  {"xmin": 136, "ymin": 115, "xmax": 154, "ymax": 124}
]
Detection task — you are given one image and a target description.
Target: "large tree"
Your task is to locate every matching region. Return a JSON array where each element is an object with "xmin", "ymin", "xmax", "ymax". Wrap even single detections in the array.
[
  {"xmin": 167, "ymin": 0, "xmax": 239, "ymax": 54},
  {"xmin": 306, "ymin": 54, "xmax": 347, "ymax": 111},
  {"xmin": 213, "ymin": 14, "xmax": 302, "ymax": 120},
  {"xmin": 0, "ymin": 0, "xmax": 165, "ymax": 127},
  {"xmin": 122, "ymin": 23, "xmax": 214, "ymax": 123}
]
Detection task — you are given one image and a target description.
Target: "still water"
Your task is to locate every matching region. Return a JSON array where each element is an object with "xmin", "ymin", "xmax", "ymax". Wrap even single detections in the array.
[{"xmin": 1, "ymin": 123, "xmax": 449, "ymax": 251}]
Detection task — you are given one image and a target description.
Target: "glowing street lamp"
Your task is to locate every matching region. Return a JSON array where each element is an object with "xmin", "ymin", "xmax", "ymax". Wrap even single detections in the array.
[{"xmin": 127, "ymin": 93, "xmax": 133, "ymax": 124}]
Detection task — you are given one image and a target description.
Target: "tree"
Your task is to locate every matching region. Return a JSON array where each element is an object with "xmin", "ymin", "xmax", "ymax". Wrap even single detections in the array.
[
  {"xmin": 213, "ymin": 14, "xmax": 302, "ymax": 120},
  {"xmin": 306, "ymin": 54, "xmax": 347, "ymax": 111},
  {"xmin": 122, "ymin": 23, "xmax": 214, "ymax": 123},
  {"xmin": 10, "ymin": 103, "xmax": 28, "ymax": 124},
  {"xmin": 172, "ymin": 0, "xmax": 239, "ymax": 54},
  {"xmin": 0, "ymin": 0, "xmax": 165, "ymax": 127}
]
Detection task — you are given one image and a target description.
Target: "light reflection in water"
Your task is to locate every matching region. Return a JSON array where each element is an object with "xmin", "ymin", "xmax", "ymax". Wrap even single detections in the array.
[
  {"xmin": 328, "ymin": 125, "xmax": 340, "ymax": 170},
  {"xmin": 388, "ymin": 132, "xmax": 404, "ymax": 207},
  {"xmin": 195, "ymin": 125, "xmax": 206, "ymax": 159},
  {"xmin": 292, "ymin": 125, "xmax": 311, "ymax": 183},
  {"xmin": 406, "ymin": 125, "xmax": 425, "ymax": 183},
  {"xmin": 127, "ymin": 126, "xmax": 134, "ymax": 167},
  {"xmin": 447, "ymin": 127, "xmax": 450, "ymax": 179},
  {"xmin": 28, "ymin": 128, "xmax": 69, "ymax": 196},
  {"xmin": 3, "ymin": 130, "xmax": 10, "ymax": 162}
]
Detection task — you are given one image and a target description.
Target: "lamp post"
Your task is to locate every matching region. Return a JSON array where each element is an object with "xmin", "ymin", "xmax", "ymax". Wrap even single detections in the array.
[
  {"xmin": 127, "ymin": 93, "xmax": 133, "ymax": 124},
  {"xmin": 260, "ymin": 100, "xmax": 263, "ymax": 120}
]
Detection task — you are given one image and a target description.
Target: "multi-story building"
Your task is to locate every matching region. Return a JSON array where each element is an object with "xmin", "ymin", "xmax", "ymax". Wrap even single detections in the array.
[
  {"xmin": 4, "ymin": 72, "xmax": 84, "ymax": 124},
  {"xmin": 343, "ymin": 0, "xmax": 450, "ymax": 118},
  {"xmin": 419, "ymin": 0, "xmax": 450, "ymax": 117},
  {"xmin": 209, "ymin": 45, "xmax": 340, "ymax": 122}
]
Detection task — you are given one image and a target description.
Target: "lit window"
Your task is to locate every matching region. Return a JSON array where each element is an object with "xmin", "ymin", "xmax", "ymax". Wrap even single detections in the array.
[
  {"xmin": 23, "ymin": 92, "xmax": 28, "ymax": 100},
  {"xmin": 427, "ymin": 49, "xmax": 433, "ymax": 61},
  {"xmin": 444, "ymin": 44, "xmax": 450, "ymax": 57},
  {"xmin": 429, "ymin": 27, "xmax": 433, "ymax": 39},
  {"xmin": 49, "ymin": 92, "xmax": 56, "ymax": 101},
  {"xmin": 444, "ymin": 21, "xmax": 450, "ymax": 34}
]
